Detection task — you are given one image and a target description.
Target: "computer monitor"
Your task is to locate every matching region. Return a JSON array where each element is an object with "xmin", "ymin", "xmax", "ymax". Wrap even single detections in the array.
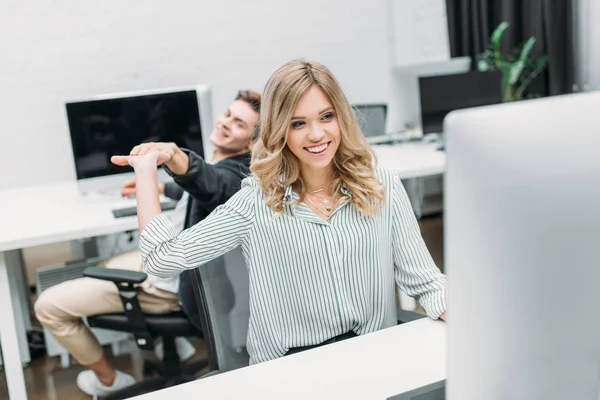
[
  {"xmin": 390, "ymin": 56, "xmax": 471, "ymax": 138},
  {"xmin": 445, "ymin": 91, "xmax": 600, "ymax": 399},
  {"xmin": 353, "ymin": 104, "xmax": 387, "ymax": 138},
  {"xmin": 65, "ymin": 85, "xmax": 213, "ymax": 195},
  {"xmin": 419, "ymin": 70, "xmax": 502, "ymax": 134}
]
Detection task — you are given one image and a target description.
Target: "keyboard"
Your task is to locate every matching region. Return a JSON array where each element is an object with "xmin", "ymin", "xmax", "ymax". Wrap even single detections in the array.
[
  {"xmin": 112, "ymin": 200, "xmax": 178, "ymax": 218},
  {"xmin": 366, "ymin": 132, "xmax": 411, "ymax": 145},
  {"xmin": 387, "ymin": 380, "xmax": 445, "ymax": 400}
]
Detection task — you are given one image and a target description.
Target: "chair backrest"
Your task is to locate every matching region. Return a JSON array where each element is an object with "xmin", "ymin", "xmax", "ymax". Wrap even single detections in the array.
[{"xmin": 190, "ymin": 247, "xmax": 251, "ymax": 372}]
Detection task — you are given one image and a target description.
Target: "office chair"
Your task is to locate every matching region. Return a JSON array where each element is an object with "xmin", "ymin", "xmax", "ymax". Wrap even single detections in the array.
[
  {"xmin": 188, "ymin": 247, "xmax": 426, "ymax": 377},
  {"xmin": 189, "ymin": 247, "xmax": 251, "ymax": 376},
  {"xmin": 82, "ymin": 266, "xmax": 209, "ymax": 400}
]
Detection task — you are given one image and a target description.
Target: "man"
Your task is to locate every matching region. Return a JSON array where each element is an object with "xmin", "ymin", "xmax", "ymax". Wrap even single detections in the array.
[
  {"xmin": 120, "ymin": 89, "xmax": 261, "ymax": 224},
  {"xmin": 34, "ymin": 89, "xmax": 261, "ymax": 397},
  {"xmin": 119, "ymin": 89, "xmax": 260, "ymax": 328}
]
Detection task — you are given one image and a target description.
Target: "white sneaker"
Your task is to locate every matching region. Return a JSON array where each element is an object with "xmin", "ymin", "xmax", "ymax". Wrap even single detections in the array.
[
  {"xmin": 76, "ymin": 369, "xmax": 136, "ymax": 397},
  {"xmin": 155, "ymin": 337, "xmax": 196, "ymax": 363}
]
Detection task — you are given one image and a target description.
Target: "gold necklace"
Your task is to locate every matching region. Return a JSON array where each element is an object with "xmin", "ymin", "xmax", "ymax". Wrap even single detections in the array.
[
  {"xmin": 309, "ymin": 188, "xmax": 333, "ymax": 212},
  {"xmin": 305, "ymin": 195, "xmax": 331, "ymax": 216}
]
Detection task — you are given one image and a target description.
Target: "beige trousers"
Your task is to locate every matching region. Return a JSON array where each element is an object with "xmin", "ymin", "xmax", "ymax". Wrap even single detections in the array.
[{"xmin": 34, "ymin": 250, "xmax": 179, "ymax": 365}]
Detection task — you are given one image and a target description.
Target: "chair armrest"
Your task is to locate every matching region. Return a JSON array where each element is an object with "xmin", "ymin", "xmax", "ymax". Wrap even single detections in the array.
[
  {"xmin": 397, "ymin": 309, "xmax": 426, "ymax": 324},
  {"xmin": 83, "ymin": 266, "xmax": 147, "ymax": 284},
  {"xmin": 83, "ymin": 266, "xmax": 153, "ymax": 350}
]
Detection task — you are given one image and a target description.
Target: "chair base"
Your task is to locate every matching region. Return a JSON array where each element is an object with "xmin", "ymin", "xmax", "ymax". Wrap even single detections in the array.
[{"xmin": 143, "ymin": 358, "xmax": 209, "ymax": 378}]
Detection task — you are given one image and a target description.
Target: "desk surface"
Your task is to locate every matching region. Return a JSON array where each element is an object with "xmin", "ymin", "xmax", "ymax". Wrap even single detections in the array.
[
  {"xmin": 0, "ymin": 181, "xmax": 169, "ymax": 400},
  {"xmin": 132, "ymin": 319, "xmax": 447, "ymax": 400},
  {"xmin": 372, "ymin": 142, "xmax": 445, "ymax": 179},
  {"xmin": 0, "ymin": 181, "xmax": 142, "ymax": 252}
]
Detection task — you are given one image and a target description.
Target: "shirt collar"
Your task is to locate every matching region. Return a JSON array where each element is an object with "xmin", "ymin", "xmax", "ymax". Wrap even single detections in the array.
[
  {"xmin": 283, "ymin": 184, "xmax": 295, "ymax": 203},
  {"xmin": 282, "ymin": 182, "xmax": 351, "ymax": 202}
]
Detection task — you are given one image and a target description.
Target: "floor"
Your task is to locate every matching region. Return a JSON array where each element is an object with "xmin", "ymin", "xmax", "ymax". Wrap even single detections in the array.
[
  {"xmin": 0, "ymin": 335, "xmax": 210, "ymax": 400},
  {"xmin": 0, "ymin": 215, "xmax": 444, "ymax": 400}
]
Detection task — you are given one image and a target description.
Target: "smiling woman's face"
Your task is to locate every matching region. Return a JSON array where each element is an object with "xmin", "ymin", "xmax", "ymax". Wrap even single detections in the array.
[{"xmin": 286, "ymin": 85, "xmax": 341, "ymax": 175}]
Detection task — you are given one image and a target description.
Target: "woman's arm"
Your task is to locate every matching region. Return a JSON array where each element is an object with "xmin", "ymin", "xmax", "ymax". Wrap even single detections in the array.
[
  {"xmin": 138, "ymin": 183, "xmax": 255, "ymax": 278},
  {"xmin": 391, "ymin": 174, "xmax": 448, "ymax": 320},
  {"xmin": 124, "ymin": 142, "xmax": 248, "ymax": 209},
  {"xmin": 112, "ymin": 151, "xmax": 169, "ymax": 232},
  {"xmin": 112, "ymin": 151, "xmax": 257, "ymax": 279}
]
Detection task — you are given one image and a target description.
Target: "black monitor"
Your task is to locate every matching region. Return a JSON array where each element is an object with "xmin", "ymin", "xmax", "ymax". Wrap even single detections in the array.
[
  {"xmin": 418, "ymin": 71, "xmax": 502, "ymax": 134},
  {"xmin": 66, "ymin": 87, "xmax": 211, "ymax": 181}
]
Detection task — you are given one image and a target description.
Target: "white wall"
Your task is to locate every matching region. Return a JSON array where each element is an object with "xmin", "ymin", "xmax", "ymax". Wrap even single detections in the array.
[{"xmin": 0, "ymin": 0, "xmax": 393, "ymax": 189}]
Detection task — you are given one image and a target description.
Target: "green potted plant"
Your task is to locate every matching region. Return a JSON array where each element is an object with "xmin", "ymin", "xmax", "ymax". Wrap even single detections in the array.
[{"xmin": 477, "ymin": 21, "xmax": 548, "ymax": 102}]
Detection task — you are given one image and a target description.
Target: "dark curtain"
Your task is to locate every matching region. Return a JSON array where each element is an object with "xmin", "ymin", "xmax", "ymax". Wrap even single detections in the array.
[{"xmin": 445, "ymin": 0, "xmax": 574, "ymax": 96}]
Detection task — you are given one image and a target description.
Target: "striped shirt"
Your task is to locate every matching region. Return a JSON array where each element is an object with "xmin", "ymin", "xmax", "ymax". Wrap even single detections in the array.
[{"xmin": 139, "ymin": 166, "xmax": 447, "ymax": 364}]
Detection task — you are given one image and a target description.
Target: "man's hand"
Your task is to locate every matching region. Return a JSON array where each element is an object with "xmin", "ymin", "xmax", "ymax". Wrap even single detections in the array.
[
  {"xmin": 111, "ymin": 150, "xmax": 171, "ymax": 171},
  {"xmin": 120, "ymin": 177, "xmax": 165, "ymax": 198},
  {"xmin": 130, "ymin": 142, "xmax": 178, "ymax": 158},
  {"xmin": 118, "ymin": 142, "xmax": 189, "ymax": 175}
]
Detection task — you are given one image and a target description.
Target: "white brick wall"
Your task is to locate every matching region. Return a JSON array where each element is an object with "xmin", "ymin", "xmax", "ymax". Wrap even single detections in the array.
[{"xmin": 1, "ymin": 0, "xmax": 393, "ymax": 189}]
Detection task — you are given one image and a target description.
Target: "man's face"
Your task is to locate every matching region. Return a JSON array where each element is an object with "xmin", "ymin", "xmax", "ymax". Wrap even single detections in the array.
[{"xmin": 210, "ymin": 100, "xmax": 259, "ymax": 154}]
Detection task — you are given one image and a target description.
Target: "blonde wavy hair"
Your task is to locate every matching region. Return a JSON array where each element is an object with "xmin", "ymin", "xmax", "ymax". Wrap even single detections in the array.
[{"xmin": 251, "ymin": 60, "xmax": 385, "ymax": 216}]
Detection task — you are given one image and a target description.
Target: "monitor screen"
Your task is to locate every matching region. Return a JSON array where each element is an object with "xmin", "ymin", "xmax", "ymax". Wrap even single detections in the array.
[
  {"xmin": 66, "ymin": 90, "xmax": 205, "ymax": 180},
  {"xmin": 418, "ymin": 71, "xmax": 502, "ymax": 134},
  {"xmin": 353, "ymin": 104, "xmax": 387, "ymax": 137}
]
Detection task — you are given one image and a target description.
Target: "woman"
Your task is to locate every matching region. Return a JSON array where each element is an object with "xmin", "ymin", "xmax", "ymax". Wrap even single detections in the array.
[{"xmin": 112, "ymin": 60, "xmax": 447, "ymax": 365}]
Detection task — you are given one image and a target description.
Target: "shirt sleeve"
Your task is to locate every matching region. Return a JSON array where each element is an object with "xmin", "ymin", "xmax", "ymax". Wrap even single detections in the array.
[
  {"xmin": 163, "ymin": 149, "xmax": 244, "ymax": 213},
  {"xmin": 163, "ymin": 182, "xmax": 184, "ymax": 201},
  {"xmin": 138, "ymin": 179, "xmax": 256, "ymax": 279},
  {"xmin": 391, "ymin": 173, "xmax": 447, "ymax": 319}
]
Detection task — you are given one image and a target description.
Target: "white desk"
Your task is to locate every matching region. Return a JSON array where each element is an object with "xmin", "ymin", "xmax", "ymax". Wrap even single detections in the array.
[
  {"xmin": 132, "ymin": 319, "xmax": 446, "ymax": 400},
  {"xmin": 372, "ymin": 142, "xmax": 446, "ymax": 179},
  {"xmin": 0, "ymin": 142, "xmax": 445, "ymax": 400},
  {"xmin": 0, "ymin": 181, "xmax": 142, "ymax": 400}
]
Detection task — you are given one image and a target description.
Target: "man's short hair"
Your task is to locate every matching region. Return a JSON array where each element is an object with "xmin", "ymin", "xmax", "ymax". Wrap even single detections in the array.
[{"xmin": 235, "ymin": 90, "xmax": 261, "ymax": 141}]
